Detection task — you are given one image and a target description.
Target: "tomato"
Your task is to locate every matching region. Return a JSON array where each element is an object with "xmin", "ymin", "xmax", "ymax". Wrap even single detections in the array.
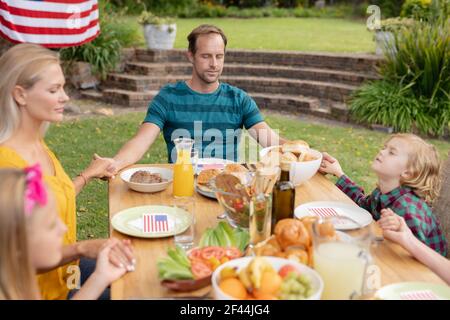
[
  {"xmin": 201, "ymin": 246, "xmax": 225, "ymax": 260},
  {"xmin": 187, "ymin": 248, "xmax": 202, "ymax": 260},
  {"xmin": 191, "ymin": 260, "xmax": 212, "ymax": 279},
  {"xmin": 224, "ymin": 247, "xmax": 242, "ymax": 260},
  {"xmin": 233, "ymin": 199, "xmax": 244, "ymax": 211},
  {"xmin": 278, "ymin": 265, "xmax": 301, "ymax": 278}
]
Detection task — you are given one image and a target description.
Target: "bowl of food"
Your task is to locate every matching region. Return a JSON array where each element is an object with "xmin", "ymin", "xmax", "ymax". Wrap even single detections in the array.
[
  {"xmin": 212, "ymin": 256, "xmax": 324, "ymax": 300},
  {"xmin": 120, "ymin": 167, "xmax": 173, "ymax": 193},
  {"xmin": 260, "ymin": 140, "xmax": 322, "ymax": 186},
  {"xmin": 209, "ymin": 165, "xmax": 254, "ymax": 229}
]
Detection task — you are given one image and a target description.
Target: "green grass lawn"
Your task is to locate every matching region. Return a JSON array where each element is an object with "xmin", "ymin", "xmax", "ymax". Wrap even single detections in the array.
[
  {"xmin": 46, "ymin": 112, "xmax": 450, "ymax": 240},
  {"xmin": 120, "ymin": 17, "xmax": 375, "ymax": 53}
]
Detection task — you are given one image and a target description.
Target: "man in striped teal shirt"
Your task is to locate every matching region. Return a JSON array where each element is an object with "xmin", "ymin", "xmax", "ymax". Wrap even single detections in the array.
[{"xmin": 110, "ymin": 24, "xmax": 286, "ymax": 168}]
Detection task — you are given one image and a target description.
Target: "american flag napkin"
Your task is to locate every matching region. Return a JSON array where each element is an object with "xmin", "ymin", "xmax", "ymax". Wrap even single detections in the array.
[
  {"xmin": 128, "ymin": 214, "xmax": 173, "ymax": 233},
  {"xmin": 400, "ymin": 290, "xmax": 440, "ymax": 300}
]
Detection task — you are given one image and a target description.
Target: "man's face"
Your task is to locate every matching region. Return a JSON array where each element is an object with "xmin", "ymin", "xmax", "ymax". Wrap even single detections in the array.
[{"xmin": 188, "ymin": 33, "xmax": 225, "ymax": 84}]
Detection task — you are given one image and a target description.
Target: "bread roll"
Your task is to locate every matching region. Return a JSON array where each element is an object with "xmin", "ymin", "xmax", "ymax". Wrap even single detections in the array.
[
  {"xmin": 281, "ymin": 152, "xmax": 297, "ymax": 163},
  {"xmin": 274, "ymin": 219, "xmax": 310, "ymax": 250},
  {"xmin": 224, "ymin": 164, "xmax": 248, "ymax": 174},
  {"xmin": 282, "ymin": 140, "xmax": 309, "ymax": 154},
  {"xmin": 197, "ymin": 169, "xmax": 221, "ymax": 185}
]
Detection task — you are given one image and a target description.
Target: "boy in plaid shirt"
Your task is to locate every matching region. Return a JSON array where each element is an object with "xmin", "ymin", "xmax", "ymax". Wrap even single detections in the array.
[{"xmin": 320, "ymin": 133, "xmax": 447, "ymax": 256}]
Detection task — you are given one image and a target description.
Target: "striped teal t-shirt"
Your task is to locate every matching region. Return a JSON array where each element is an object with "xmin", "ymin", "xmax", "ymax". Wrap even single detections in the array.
[{"xmin": 144, "ymin": 81, "xmax": 264, "ymax": 163}]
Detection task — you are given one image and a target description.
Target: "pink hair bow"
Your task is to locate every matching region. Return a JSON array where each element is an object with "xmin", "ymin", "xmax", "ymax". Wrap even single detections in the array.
[{"xmin": 24, "ymin": 164, "xmax": 47, "ymax": 216}]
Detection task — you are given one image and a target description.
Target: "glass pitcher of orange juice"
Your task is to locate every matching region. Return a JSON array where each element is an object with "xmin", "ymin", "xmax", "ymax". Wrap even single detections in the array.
[{"xmin": 173, "ymin": 138, "xmax": 195, "ymax": 198}]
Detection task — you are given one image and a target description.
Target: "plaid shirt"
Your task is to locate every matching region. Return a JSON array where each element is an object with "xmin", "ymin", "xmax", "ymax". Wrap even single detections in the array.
[{"xmin": 336, "ymin": 175, "xmax": 448, "ymax": 256}]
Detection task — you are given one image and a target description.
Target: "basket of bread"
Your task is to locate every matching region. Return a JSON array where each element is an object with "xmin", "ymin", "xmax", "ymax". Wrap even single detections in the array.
[{"xmin": 259, "ymin": 140, "xmax": 323, "ymax": 186}]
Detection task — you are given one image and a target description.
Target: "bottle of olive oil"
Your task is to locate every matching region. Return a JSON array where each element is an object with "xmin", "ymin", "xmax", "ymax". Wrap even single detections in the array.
[{"xmin": 271, "ymin": 161, "xmax": 295, "ymax": 233}]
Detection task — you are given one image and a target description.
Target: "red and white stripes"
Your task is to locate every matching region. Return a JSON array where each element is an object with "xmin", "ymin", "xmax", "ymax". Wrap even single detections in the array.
[{"xmin": 0, "ymin": 0, "xmax": 100, "ymax": 48}]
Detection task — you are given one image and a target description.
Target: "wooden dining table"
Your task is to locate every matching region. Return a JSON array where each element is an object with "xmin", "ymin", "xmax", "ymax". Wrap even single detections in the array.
[{"xmin": 109, "ymin": 164, "xmax": 446, "ymax": 299}]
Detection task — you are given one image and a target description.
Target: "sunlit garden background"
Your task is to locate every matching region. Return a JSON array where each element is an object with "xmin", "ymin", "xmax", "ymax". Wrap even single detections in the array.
[{"xmin": 55, "ymin": 0, "xmax": 449, "ymax": 239}]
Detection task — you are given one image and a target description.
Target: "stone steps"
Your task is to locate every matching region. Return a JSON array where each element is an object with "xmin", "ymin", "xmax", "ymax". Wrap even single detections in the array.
[
  {"xmin": 134, "ymin": 48, "xmax": 381, "ymax": 73},
  {"xmin": 86, "ymin": 49, "xmax": 380, "ymax": 122},
  {"xmin": 125, "ymin": 61, "xmax": 379, "ymax": 86},
  {"xmin": 104, "ymin": 74, "xmax": 357, "ymax": 102},
  {"xmin": 89, "ymin": 87, "xmax": 349, "ymax": 120}
]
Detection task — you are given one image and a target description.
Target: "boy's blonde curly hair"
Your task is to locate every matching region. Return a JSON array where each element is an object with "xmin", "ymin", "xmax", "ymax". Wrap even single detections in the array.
[{"xmin": 388, "ymin": 133, "xmax": 442, "ymax": 204}]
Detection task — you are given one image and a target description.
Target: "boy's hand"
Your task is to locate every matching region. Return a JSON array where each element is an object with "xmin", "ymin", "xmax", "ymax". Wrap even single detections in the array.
[
  {"xmin": 378, "ymin": 208, "xmax": 401, "ymax": 231},
  {"xmin": 383, "ymin": 215, "xmax": 414, "ymax": 248},
  {"xmin": 319, "ymin": 152, "xmax": 344, "ymax": 177}
]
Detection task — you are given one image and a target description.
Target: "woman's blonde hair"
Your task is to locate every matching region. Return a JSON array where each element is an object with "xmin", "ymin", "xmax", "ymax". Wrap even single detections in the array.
[
  {"xmin": 0, "ymin": 43, "xmax": 60, "ymax": 144},
  {"xmin": 388, "ymin": 133, "xmax": 442, "ymax": 204},
  {"xmin": 0, "ymin": 169, "xmax": 40, "ymax": 300}
]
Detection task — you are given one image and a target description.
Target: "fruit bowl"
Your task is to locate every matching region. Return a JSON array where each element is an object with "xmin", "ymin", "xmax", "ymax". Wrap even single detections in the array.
[{"xmin": 212, "ymin": 256, "xmax": 324, "ymax": 300}]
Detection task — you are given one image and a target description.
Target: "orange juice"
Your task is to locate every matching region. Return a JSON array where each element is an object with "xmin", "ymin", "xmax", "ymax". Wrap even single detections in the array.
[{"xmin": 173, "ymin": 149, "xmax": 194, "ymax": 197}]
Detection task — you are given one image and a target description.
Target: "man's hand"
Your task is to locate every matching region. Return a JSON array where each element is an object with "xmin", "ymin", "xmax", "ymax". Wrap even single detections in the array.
[
  {"xmin": 81, "ymin": 154, "xmax": 115, "ymax": 181},
  {"xmin": 248, "ymin": 121, "xmax": 287, "ymax": 147}
]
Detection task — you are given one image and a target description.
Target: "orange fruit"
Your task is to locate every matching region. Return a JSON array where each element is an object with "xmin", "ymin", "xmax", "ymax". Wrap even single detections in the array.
[
  {"xmin": 258, "ymin": 270, "xmax": 282, "ymax": 295},
  {"xmin": 252, "ymin": 291, "xmax": 278, "ymax": 300},
  {"xmin": 219, "ymin": 278, "xmax": 247, "ymax": 299}
]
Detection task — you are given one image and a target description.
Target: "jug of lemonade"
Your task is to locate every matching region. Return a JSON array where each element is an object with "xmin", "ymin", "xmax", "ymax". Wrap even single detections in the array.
[
  {"xmin": 173, "ymin": 138, "xmax": 195, "ymax": 197},
  {"xmin": 312, "ymin": 216, "xmax": 372, "ymax": 300}
]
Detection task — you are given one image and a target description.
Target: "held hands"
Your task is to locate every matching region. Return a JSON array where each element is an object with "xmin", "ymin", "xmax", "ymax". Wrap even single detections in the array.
[
  {"xmin": 92, "ymin": 239, "xmax": 135, "ymax": 285},
  {"xmin": 81, "ymin": 154, "xmax": 115, "ymax": 181},
  {"xmin": 378, "ymin": 209, "xmax": 413, "ymax": 247},
  {"xmin": 77, "ymin": 238, "xmax": 135, "ymax": 271},
  {"xmin": 319, "ymin": 152, "xmax": 345, "ymax": 178}
]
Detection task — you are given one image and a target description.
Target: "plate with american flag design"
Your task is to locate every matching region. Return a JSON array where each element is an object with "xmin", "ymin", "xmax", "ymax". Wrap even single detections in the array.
[
  {"xmin": 294, "ymin": 201, "xmax": 373, "ymax": 230},
  {"xmin": 111, "ymin": 205, "xmax": 192, "ymax": 238},
  {"xmin": 375, "ymin": 282, "xmax": 450, "ymax": 300}
]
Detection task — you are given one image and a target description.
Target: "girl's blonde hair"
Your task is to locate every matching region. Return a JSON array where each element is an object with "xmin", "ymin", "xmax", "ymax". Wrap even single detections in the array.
[
  {"xmin": 0, "ymin": 169, "xmax": 40, "ymax": 300},
  {"xmin": 388, "ymin": 133, "xmax": 442, "ymax": 204},
  {"xmin": 0, "ymin": 43, "xmax": 60, "ymax": 144}
]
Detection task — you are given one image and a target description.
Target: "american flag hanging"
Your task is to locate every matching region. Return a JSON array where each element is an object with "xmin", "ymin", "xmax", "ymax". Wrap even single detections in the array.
[
  {"xmin": 0, "ymin": 0, "xmax": 100, "ymax": 48},
  {"xmin": 143, "ymin": 214, "xmax": 169, "ymax": 233}
]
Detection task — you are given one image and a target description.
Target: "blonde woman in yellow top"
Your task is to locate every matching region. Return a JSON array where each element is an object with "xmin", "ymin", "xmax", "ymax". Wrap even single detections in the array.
[{"xmin": 0, "ymin": 44, "xmax": 135, "ymax": 300}]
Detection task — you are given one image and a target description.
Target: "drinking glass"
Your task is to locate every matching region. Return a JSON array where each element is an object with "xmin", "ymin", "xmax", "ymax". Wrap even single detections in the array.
[
  {"xmin": 171, "ymin": 197, "xmax": 196, "ymax": 250},
  {"xmin": 312, "ymin": 216, "xmax": 372, "ymax": 300}
]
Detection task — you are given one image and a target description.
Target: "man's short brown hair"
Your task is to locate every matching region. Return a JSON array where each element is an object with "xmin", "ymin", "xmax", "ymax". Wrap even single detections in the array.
[{"xmin": 187, "ymin": 24, "xmax": 227, "ymax": 54}]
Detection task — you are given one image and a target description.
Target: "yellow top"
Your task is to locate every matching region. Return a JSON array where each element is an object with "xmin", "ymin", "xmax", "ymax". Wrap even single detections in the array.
[{"xmin": 0, "ymin": 143, "xmax": 77, "ymax": 300}]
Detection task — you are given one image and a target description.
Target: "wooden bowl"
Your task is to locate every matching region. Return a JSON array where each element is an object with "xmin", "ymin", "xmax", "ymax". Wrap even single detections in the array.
[{"xmin": 161, "ymin": 276, "xmax": 211, "ymax": 292}]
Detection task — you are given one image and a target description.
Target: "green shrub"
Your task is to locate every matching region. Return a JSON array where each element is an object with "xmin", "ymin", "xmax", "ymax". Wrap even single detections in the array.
[
  {"xmin": 111, "ymin": 0, "xmax": 198, "ymax": 15},
  {"xmin": 381, "ymin": 18, "xmax": 450, "ymax": 102},
  {"xmin": 61, "ymin": 1, "xmax": 122, "ymax": 79},
  {"xmin": 351, "ymin": 80, "xmax": 449, "ymax": 136},
  {"xmin": 371, "ymin": 0, "xmax": 405, "ymax": 18},
  {"xmin": 400, "ymin": 0, "xmax": 432, "ymax": 19},
  {"xmin": 351, "ymin": 7, "xmax": 450, "ymax": 137}
]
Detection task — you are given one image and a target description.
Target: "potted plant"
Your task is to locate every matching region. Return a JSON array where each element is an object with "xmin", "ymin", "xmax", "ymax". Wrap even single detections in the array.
[
  {"xmin": 374, "ymin": 18, "xmax": 414, "ymax": 56},
  {"xmin": 138, "ymin": 11, "xmax": 176, "ymax": 50}
]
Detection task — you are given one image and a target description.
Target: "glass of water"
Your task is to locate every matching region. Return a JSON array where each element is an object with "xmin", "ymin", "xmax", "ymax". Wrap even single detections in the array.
[{"xmin": 172, "ymin": 197, "xmax": 196, "ymax": 250}]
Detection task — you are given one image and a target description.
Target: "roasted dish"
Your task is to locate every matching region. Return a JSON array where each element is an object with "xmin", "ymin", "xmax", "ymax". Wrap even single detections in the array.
[{"xmin": 130, "ymin": 170, "xmax": 167, "ymax": 184}]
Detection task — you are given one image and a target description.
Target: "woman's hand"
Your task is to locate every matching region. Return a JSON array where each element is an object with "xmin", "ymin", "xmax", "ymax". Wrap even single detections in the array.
[
  {"xmin": 377, "ymin": 208, "xmax": 401, "ymax": 231},
  {"xmin": 319, "ymin": 152, "xmax": 344, "ymax": 177},
  {"xmin": 77, "ymin": 238, "xmax": 135, "ymax": 270},
  {"xmin": 82, "ymin": 154, "xmax": 115, "ymax": 181},
  {"xmin": 90, "ymin": 240, "xmax": 133, "ymax": 289},
  {"xmin": 379, "ymin": 210, "xmax": 413, "ymax": 248}
]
